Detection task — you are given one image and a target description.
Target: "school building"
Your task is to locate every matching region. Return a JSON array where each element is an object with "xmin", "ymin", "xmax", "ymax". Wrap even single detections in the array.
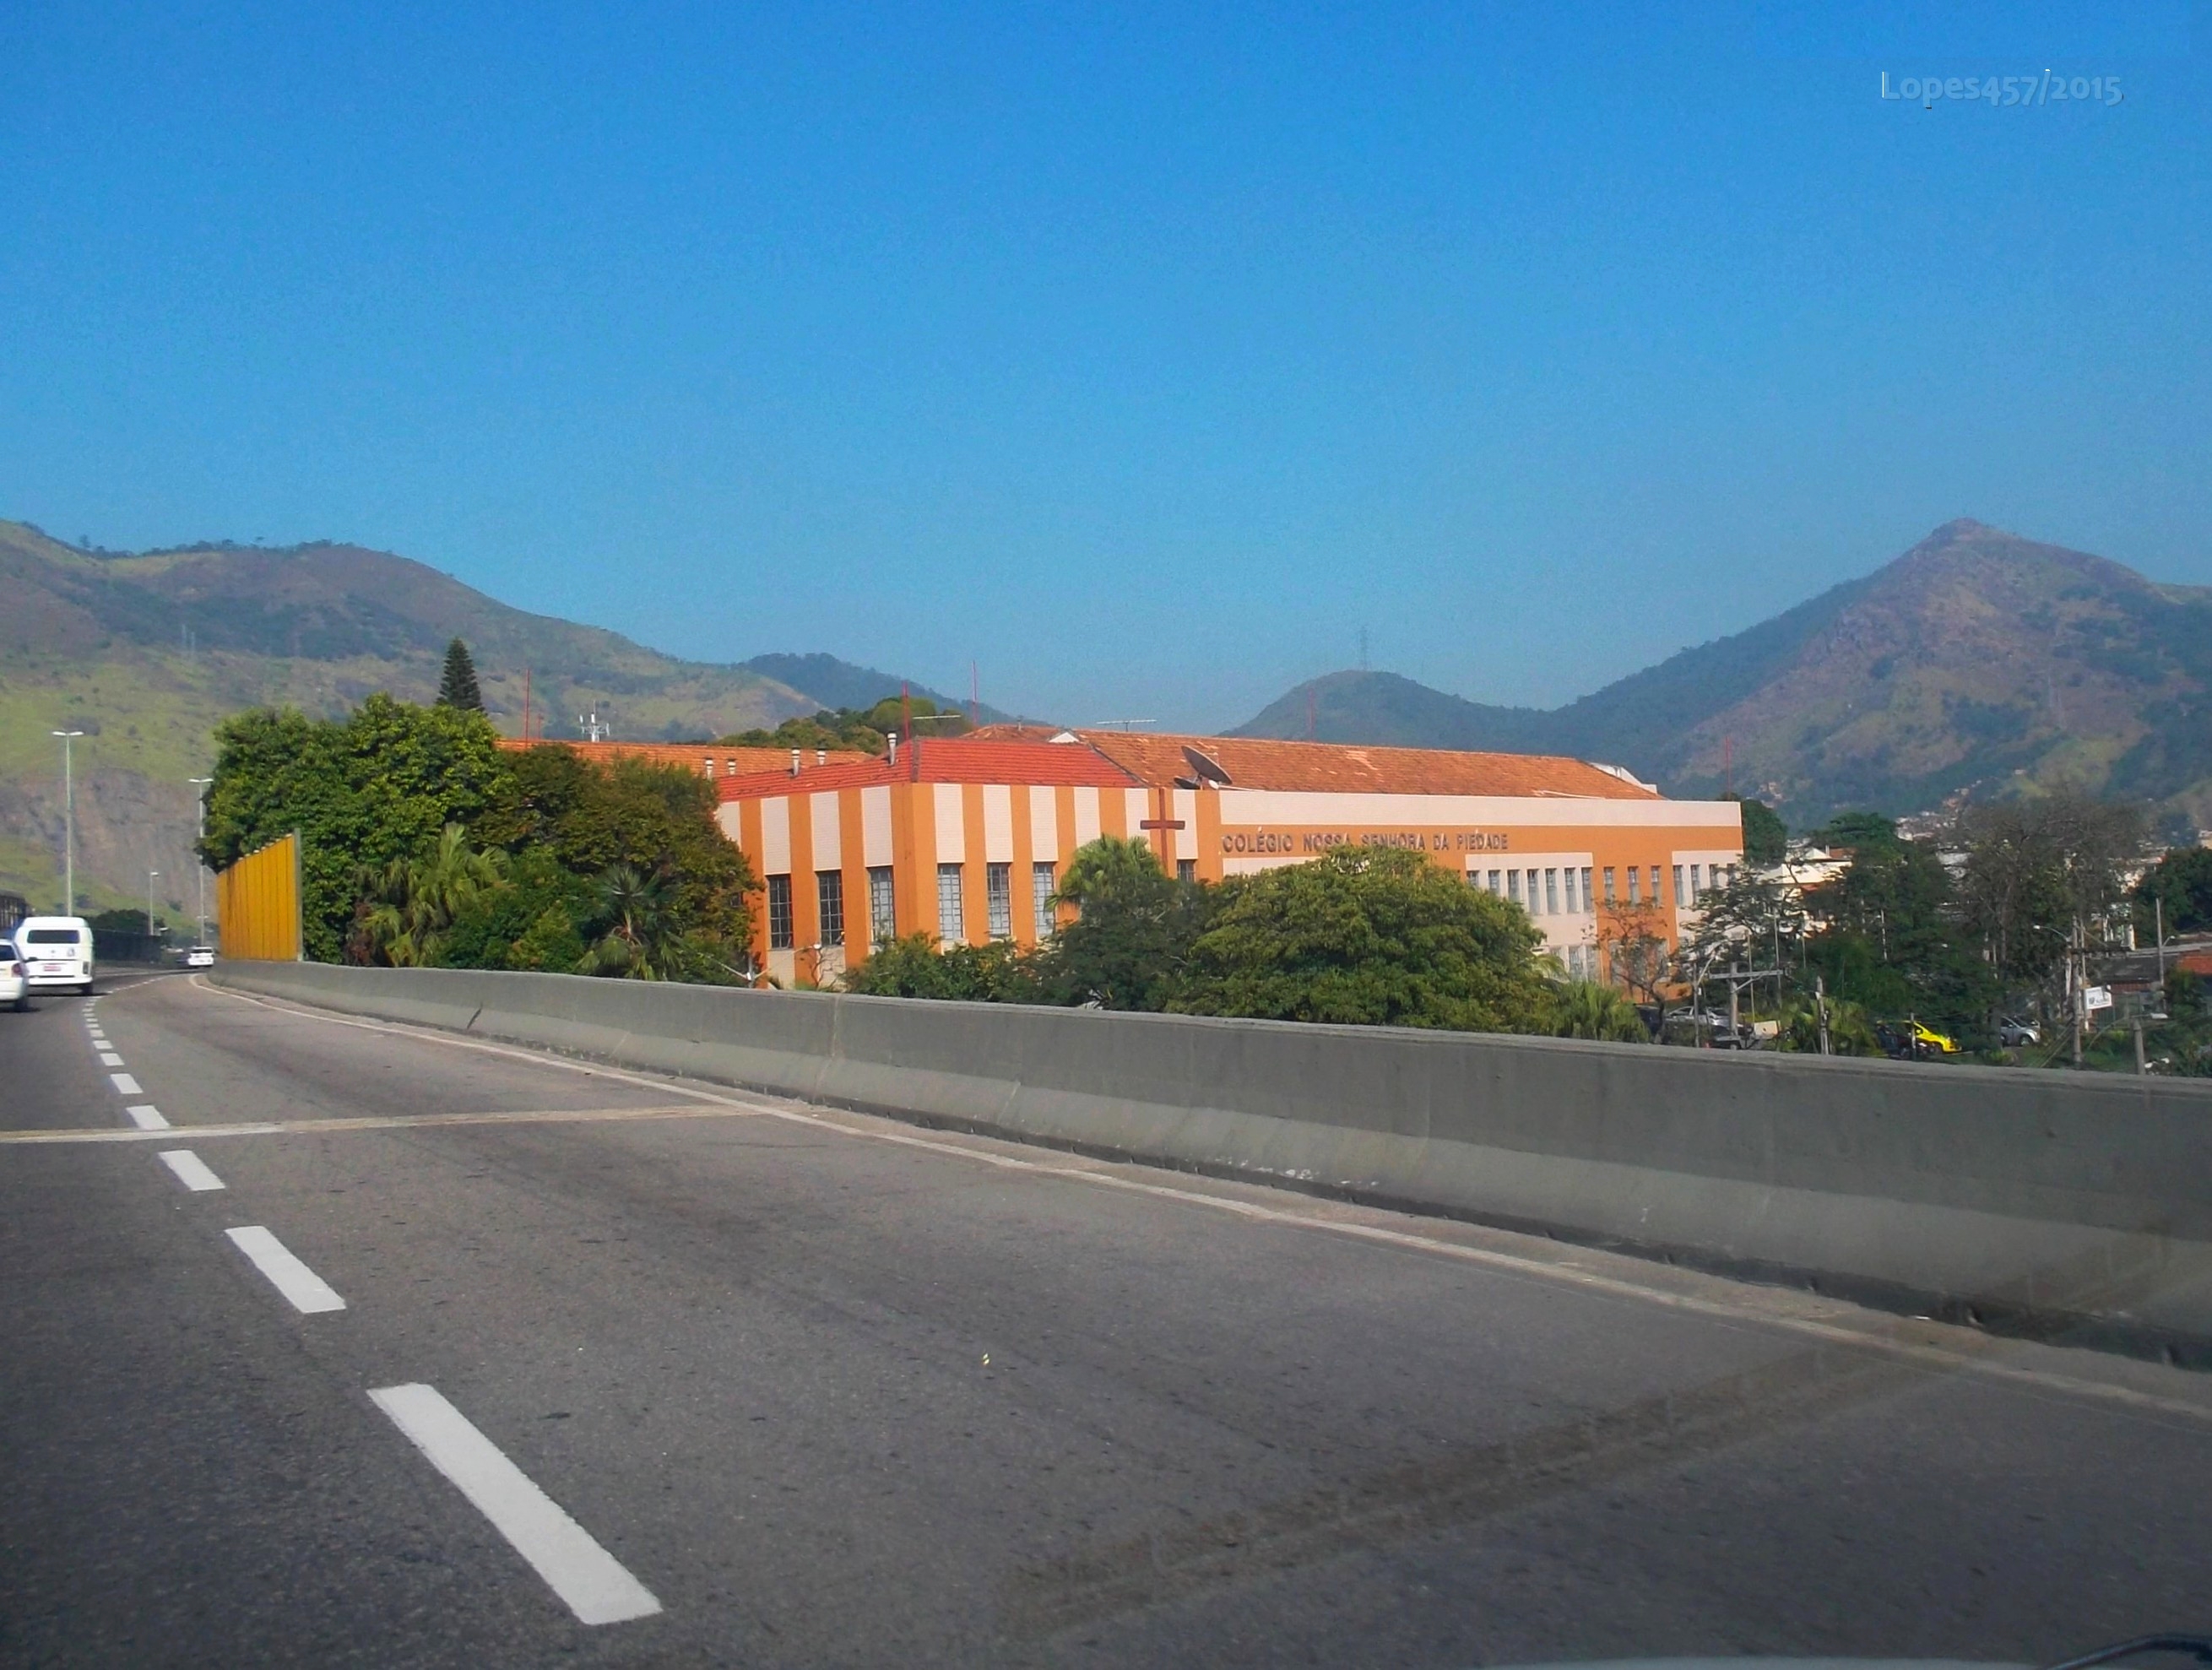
[
  {"xmin": 714, "ymin": 728, "xmax": 1745, "ymax": 987},
  {"xmin": 496, "ymin": 738, "xmax": 872, "ymax": 780}
]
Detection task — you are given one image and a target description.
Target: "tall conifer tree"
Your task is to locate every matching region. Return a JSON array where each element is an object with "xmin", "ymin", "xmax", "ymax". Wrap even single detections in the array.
[{"xmin": 437, "ymin": 637, "xmax": 484, "ymax": 711}]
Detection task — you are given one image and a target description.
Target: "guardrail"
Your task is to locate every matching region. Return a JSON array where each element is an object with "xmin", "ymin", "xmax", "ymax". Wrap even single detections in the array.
[{"xmin": 211, "ymin": 961, "xmax": 2212, "ymax": 1366}]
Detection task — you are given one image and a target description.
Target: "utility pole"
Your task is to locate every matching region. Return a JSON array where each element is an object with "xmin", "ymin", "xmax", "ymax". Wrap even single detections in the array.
[
  {"xmin": 147, "ymin": 870, "xmax": 160, "ymax": 947},
  {"xmin": 189, "ymin": 777, "xmax": 214, "ymax": 946},
  {"xmin": 52, "ymin": 729, "xmax": 84, "ymax": 914},
  {"xmin": 2156, "ymin": 896, "xmax": 2166, "ymax": 986},
  {"xmin": 1816, "ymin": 973, "xmax": 1831, "ymax": 1056}
]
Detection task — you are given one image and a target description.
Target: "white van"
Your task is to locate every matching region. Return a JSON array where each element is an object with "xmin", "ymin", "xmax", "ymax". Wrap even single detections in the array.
[{"xmin": 12, "ymin": 916, "xmax": 96, "ymax": 995}]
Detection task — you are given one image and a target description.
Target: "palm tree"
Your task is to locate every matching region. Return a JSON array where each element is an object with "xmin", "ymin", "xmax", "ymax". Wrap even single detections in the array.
[
  {"xmin": 1548, "ymin": 979, "xmax": 1650, "ymax": 1043},
  {"xmin": 350, "ymin": 824, "xmax": 507, "ymax": 966},
  {"xmin": 578, "ymin": 863, "xmax": 688, "ymax": 979}
]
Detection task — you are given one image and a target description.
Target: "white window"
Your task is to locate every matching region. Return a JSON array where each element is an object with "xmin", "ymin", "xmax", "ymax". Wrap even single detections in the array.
[
  {"xmin": 936, "ymin": 865, "xmax": 964, "ymax": 944},
  {"xmin": 1628, "ymin": 866, "xmax": 1641, "ymax": 905},
  {"xmin": 1562, "ymin": 867, "xmax": 1577, "ymax": 914},
  {"xmin": 1033, "ymin": 861, "xmax": 1057, "ymax": 939},
  {"xmin": 1581, "ymin": 867, "xmax": 1593, "ymax": 912},
  {"xmin": 1673, "ymin": 865, "xmax": 1685, "ymax": 907},
  {"xmin": 985, "ymin": 862, "xmax": 1012, "ymax": 939},
  {"xmin": 1602, "ymin": 867, "xmax": 1616, "ymax": 904},
  {"xmin": 1488, "ymin": 870, "xmax": 1501, "ymax": 894},
  {"xmin": 1544, "ymin": 869, "xmax": 1559, "ymax": 916},
  {"xmin": 867, "ymin": 865, "xmax": 895, "ymax": 946},
  {"xmin": 1507, "ymin": 870, "xmax": 1521, "ymax": 907},
  {"xmin": 1690, "ymin": 864, "xmax": 1701, "ymax": 897}
]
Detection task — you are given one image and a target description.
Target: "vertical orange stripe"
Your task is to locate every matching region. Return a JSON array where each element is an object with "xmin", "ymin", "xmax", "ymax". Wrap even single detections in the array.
[
  {"xmin": 962, "ymin": 782, "xmax": 988, "ymax": 945},
  {"xmin": 1009, "ymin": 783, "xmax": 1037, "ymax": 947},
  {"xmin": 789, "ymin": 792, "xmax": 817, "ymax": 968},
  {"xmin": 897, "ymin": 781, "xmax": 932, "ymax": 943},
  {"xmin": 843, "ymin": 787, "xmax": 869, "ymax": 968}
]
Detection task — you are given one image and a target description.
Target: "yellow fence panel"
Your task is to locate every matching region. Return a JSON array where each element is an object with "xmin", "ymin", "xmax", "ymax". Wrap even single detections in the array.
[{"xmin": 216, "ymin": 832, "xmax": 304, "ymax": 962}]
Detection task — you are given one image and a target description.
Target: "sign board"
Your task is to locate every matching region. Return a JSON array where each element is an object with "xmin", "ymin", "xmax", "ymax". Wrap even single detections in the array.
[{"xmin": 2083, "ymin": 984, "xmax": 2113, "ymax": 1012}]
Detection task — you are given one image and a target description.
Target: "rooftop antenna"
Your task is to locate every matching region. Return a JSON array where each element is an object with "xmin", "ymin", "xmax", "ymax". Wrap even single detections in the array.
[{"xmin": 578, "ymin": 709, "xmax": 610, "ymax": 743}]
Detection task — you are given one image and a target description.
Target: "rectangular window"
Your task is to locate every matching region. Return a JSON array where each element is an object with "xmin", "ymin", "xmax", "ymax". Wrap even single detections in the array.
[
  {"xmin": 1673, "ymin": 865, "xmax": 1685, "ymax": 907},
  {"xmin": 767, "ymin": 875, "xmax": 794, "ymax": 950},
  {"xmin": 1628, "ymin": 866, "xmax": 1641, "ymax": 905},
  {"xmin": 1562, "ymin": 867, "xmax": 1577, "ymax": 914},
  {"xmin": 1602, "ymin": 867, "xmax": 1616, "ymax": 905},
  {"xmin": 985, "ymin": 862, "xmax": 1012, "ymax": 939},
  {"xmin": 1689, "ymin": 863, "xmax": 1701, "ymax": 897},
  {"xmin": 1544, "ymin": 868, "xmax": 1559, "ymax": 915},
  {"xmin": 1580, "ymin": 867, "xmax": 1593, "ymax": 912},
  {"xmin": 936, "ymin": 865, "xmax": 964, "ymax": 944},
  {"xmin": 816, "ymin": 870, "xmax": 844, "ymax": 947},
  {"xmin": 1507, "ymin": 870, "xmax": 1521, "ymax": 907},
  {"xmin": 1651, "ymin": 865, "xmax": 1663, "ymax": 903},
  {"xmin": 1033, "ymin": 861, "xmax": 1057, "ymax": 939},
  {"xmin": 702, "ymin": 756, "xmax": 715, "ymax": 778},
  {"xmin": 1176, "ymin": 858, "xmax": 1196, "ymax": 884},
  {"xmin": 1488, "ymin": 870, "xmax": 1501, "ymax": 894},
  {"xmin": 868, "ymin": 865, "xmax": 895, "ymax": 946}
]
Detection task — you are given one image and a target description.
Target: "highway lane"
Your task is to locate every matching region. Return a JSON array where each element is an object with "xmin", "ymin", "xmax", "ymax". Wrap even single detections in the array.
[{"xmin": 3, "ymin": 974, "xmax": 2211, "ymax": 1666}]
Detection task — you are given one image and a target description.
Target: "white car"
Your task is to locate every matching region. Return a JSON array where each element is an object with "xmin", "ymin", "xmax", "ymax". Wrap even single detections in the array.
[
  {"xmin": 1, "ymin": 946, "xmax": 26, "ymax": 1011},
  {"xmin": 1998, "ymin": 1017, "xmax": 2041, "ymax": 1047},
  {"xmin": 184, "ymin": 946, "xmax": 216, "ymax": 969},
  {"xmin": 13, "ymin": 915, "xmax": 96, "ymax": 995}
]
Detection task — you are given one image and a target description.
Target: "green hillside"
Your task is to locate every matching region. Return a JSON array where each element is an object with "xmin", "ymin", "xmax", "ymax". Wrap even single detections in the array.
[{"xmin": 0, "ymin": 519, "xmax": 946, "ymax": 912}]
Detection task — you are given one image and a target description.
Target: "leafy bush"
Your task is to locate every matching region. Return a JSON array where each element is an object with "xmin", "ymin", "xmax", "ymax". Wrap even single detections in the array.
[{"xmin": 1546, "ymin": 979, "xmax": 1649, "ymax": 1042}]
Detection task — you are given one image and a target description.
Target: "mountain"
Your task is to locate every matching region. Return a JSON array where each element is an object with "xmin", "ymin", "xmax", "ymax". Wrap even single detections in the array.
[
  {"xmin": 0, "ymin": 519, "xmax": 949, "ymax": 912},
  {"xmin": 740, "ymin": 653, "xmax": 1021, "ymax": 725},
  {"xmin": 1235, "ymin": 521, "xmax": 2212, "ymax": 831}
]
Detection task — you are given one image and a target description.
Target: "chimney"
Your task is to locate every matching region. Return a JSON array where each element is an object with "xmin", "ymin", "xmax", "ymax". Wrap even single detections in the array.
[
  {"xmin": 816, "ymin": 747, "xmax": 827, "ymax": 767},
  {"xmin": 887, "ymin": 734, "xmax": 898, "ymax": 767},
  {"xmin": 789, "ymin": 748, "xmax": 800, "ymax": 777}
]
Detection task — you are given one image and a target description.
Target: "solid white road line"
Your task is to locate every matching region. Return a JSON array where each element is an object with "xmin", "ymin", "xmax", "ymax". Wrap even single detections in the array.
[
  {"xmin": 98, "ymin": 1052, "xmax": 124, "ymax": 1067},
  {"xmin": 369, "ymin": 1384, "xmax": 662, "ymax": 1626},
  {"xmin": 157, "ymin": 1150, "xmax": 225, "ymax": 1191},
  {"xmin": 224, "ymin": 1226, "xmax": 346, "ymax": 1314},
  {"xmin": 125, "ymin": 1104, "xmax": 170, "ymax": 1131},
  {"xmin": 108, "ymin": 1072, "xmax": 143, "ymax": 1095}
]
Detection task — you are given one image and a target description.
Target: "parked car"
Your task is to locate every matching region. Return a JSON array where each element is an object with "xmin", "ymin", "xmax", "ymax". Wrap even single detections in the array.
[
  {"xmin": 11, "ymin": 915, "xmax": 95, "ymax": 995},
  {"xmin": 1877, "ymin": 1018, "xmax": 1960, "ymax": 1059},
  {"xmin": 183, "ymin": 946, "xmax": 216, "ymax": 968},
  {"xmin": 1, "ymin": 946, "xmax": 27, "ymax": 1011},
  {"xmin": 1998, "ymin": 1017, "xmax": 2041, "ymax": 1047}
]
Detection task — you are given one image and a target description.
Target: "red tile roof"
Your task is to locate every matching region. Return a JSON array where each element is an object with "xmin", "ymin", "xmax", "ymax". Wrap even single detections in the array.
[
  {"xmin": 717, "ymin": 735, "xmax": 1139, "ymax": 802},
  {"xmin": 500, "ymin": 739, "xmax": 870, "ymax": 777},
  {"xmin": 964, "ymin": 727, "xmax": 1662, "ymax": 800}
]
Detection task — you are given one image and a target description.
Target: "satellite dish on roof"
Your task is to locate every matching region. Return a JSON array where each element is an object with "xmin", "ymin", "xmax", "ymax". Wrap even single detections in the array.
[{"xmin": 1181, "ymin": 744, "xmax": 1233, "ymax": 787}]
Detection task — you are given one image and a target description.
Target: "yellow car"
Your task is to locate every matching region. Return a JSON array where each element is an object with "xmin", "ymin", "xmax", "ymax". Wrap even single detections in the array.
[{"xmin": 1906, "ymin": 1020, "xmax": 1960, "ymax": 1055}]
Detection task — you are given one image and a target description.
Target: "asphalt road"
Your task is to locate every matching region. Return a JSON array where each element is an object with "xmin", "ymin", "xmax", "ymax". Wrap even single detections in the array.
[{"xmin": 3, "ymin": 973, "xmax": 2209, "ymax": 1667}]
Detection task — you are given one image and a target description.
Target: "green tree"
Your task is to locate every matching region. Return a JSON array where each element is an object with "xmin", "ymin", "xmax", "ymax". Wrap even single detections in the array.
[
  {"xmin": 1729, "ymin": 794, "xmax": 1788, "ymax": 866},
  {"xmin": 2137, "ymin": 845, "xmax": 2212, "ymax": 935},
  {"xmin": 350, "ymin": 823, "xmax": 508, "ymax": 966},
  {"xmin": 1029, "ymin": 835, "xmax": 1211, "ymax": 1011},
  {"xmin": 1170, "ymin": 845, "xmax": 1548, "ymax": 1032},
  {"xmin": 841, "ymin": 933, "xmax": 1033, "ymax": 1000},
  {"xmin": 1803, "ymin": 812, "xmax": 1998, "ymax": 1039},
  {"xmin": 1547, "ymin": 979, "xmax": 1649, "ymax": 1042},
  {"xmin": 201, "ymin": 695, "xmax": 511, "ymax": 962},
  {"xmin": 437, "ymin": 637, "xmax": 484, "ymax": 710}
]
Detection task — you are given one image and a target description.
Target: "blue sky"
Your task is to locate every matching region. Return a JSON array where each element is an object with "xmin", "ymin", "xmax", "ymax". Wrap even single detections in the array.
[{"xmin": 2, "ymin": 2, "xmax": 2204, "ymax": 728}]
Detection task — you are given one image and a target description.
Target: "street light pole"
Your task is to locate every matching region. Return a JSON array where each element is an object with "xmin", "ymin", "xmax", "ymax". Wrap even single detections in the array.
[
  {"xmin": 52, "ymin": 729, "xmax": 84, "ymax": 914},
  {"xmin": 188, "ymin": 777, "xmax": 214, "ymax": 946},
  {"xmin": 147, "ymin": 870, "xmax": 160, "ymax": 948}
]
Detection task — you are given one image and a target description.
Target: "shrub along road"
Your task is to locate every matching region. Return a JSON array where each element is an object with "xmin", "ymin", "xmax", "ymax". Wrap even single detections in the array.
[{"xmin": 3, "ymin": 973, "xmax": 2210, "ymax": 1666}]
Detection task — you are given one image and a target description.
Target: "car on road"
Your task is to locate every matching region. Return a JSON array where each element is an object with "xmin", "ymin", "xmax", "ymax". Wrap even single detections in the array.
[
  {"xmin": 0, "ymin": 946, "xmax": 26, "ymax": 1011},
  {"xmin": 9, "ymin": 915, "xmax": 95, "ymax": 995},
  {"xmin": 1998, "ymin": 1016, "xmax": 2041, "ymax": 1047},
  {"xmin": 183, "ymin": 945, "xmax": 216, "ymax": 968}
]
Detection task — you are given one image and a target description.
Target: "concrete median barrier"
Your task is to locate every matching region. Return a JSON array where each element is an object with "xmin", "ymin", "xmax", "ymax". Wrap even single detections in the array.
[{"xmin": 211, "ymin": 961, "xmax": 2212, "ymax": 1364}]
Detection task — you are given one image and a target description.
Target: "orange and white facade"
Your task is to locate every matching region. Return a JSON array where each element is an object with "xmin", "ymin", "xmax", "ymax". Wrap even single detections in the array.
[{"xmin": 717, "ymin": 729, "xmax": 1745, "ymax": 987}]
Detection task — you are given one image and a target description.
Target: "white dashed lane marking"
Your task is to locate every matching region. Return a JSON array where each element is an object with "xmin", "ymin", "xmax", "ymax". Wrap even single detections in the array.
[
  {"xmin": 224, "ymin": 1226, "xmax": 346, "ymax": 1315},
  {"xmin": 108, "ymin": 1073, "xmax": 143, "ymax": 1096},
  {"xmin": 370, "ymin": 1384, "xmax": 662, "ymax": 1626},
  {"xmin": 157, "ymin": 1150, "xmax": 225, "ymax": 1192},
  {"xmin": 98, "ymin": 1052, "xmax": 124, "ymax": 1068},
  {"xmin": 125, "ymin": 1105, "xmax": 170, "ymax": 1131}
]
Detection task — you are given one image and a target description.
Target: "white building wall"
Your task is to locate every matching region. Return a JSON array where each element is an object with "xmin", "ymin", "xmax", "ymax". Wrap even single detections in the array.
[
  {"xmin": 860, "ymin": 787, "xmax": 892, "ymax": 867},
  {"xmin": 1027, "ymin": 786, "xmax": 1058, "ymax": 861},
  {"xmin": 762, "ymin": 799, "xmax": 791, "ymax": 876},
  {"xmin": 982, "ymin": 784, "xmax": 1015, "ymax": 863},
  {"xmin": 811, "ymin": 792, "xmax": 841, "ymax": 872},
  {"xmin": 932, "ymin": 783, "xmax": 965, "ymax": 865},
  {"xmin": 1072, "ymin": 787, "xmax": 1102, "ymax": 847}
]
